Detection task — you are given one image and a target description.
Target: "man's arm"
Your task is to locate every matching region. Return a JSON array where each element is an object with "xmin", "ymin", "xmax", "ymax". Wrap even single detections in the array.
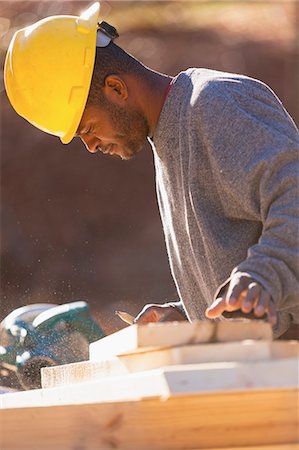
[{"xmin": 196, "ymin": 75, "xmax": 299, "ymax": 328}]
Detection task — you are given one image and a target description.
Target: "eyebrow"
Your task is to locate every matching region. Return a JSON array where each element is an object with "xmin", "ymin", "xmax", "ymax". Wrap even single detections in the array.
[{"xmin": 75, "ymin": 124, "xmax": 85, "ymax": 137}]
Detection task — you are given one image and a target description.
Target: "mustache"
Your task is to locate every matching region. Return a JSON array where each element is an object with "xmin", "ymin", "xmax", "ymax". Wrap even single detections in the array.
[{"xmin": 98, "ymin": 144, "xmax": 113, "ymax": 155}]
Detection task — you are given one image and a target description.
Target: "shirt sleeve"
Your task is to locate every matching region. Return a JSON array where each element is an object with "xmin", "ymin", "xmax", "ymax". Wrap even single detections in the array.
[{"xmin": 196, "ymin": 75, "xmax": 299, "ymax": 314}]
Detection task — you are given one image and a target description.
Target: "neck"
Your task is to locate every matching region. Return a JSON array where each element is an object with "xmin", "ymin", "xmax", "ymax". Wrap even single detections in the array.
[{"xmin": 140, "ymin": 69, "xmax": 173, "ymax": 138}]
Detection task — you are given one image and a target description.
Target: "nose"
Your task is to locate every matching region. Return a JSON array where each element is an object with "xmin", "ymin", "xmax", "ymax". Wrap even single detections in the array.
[{"xmin": 80, "ymin": 134, "xmax": 100, "ymax": 153}]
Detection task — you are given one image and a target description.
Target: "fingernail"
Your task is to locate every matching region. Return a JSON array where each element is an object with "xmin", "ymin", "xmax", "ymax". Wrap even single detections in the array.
[
  {"xmin": 243, "ymin": 301, "xmax": 252, "ymax": 309},
  {"xmin": 228, "ymin": 297, "xmax": 237, "ymax": 305}
]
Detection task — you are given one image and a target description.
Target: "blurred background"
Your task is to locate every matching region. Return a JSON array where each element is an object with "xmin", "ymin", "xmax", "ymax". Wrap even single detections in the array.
[{"xmin": 1, "ymin": 0, "xmax": 298, "ymax": 335}]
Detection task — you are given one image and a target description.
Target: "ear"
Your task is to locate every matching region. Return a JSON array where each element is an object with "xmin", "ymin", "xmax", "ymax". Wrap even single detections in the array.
[{"xmin": 103, "ymin": 74, "xmax": 128, "ymax": 105}]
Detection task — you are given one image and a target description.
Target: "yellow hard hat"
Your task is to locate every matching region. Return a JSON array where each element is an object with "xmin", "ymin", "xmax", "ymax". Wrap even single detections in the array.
[{"xmin": 4, "ymin": 3, "xmax": 100, "ymax": 144}]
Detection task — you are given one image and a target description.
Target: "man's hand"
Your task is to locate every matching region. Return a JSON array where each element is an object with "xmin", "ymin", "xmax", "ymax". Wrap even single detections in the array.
[
  {"xmin": 134, "ymin": 303, "xmax": 186, "ymax": 325},
  {"xmin": 205, "ymin": 272, "xmax": 277, "ymax": 324}
]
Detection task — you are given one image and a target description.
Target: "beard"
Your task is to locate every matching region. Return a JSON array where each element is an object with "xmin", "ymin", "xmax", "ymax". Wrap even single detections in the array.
[{"xmin": 104, "ymin": 98, "xmax": 149, "ymax": 160}]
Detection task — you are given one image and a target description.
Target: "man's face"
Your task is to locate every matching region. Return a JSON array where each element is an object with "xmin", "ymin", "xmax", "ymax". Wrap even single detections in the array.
[{"xmin": 77, "ymin": 98, "xmax": 149, "ymax": 160}]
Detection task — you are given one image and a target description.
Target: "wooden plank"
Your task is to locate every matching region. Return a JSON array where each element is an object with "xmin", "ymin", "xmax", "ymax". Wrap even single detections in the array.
[
  {"xmin": 41, "ymin": 357, "xmax": 129, "ymax": 389},
  {"xmin": 1, "ymin": 389, "xmax": 298, "ymax": 449},
  {"xmin": 42, "ymin": 340, "xmax": 299, "ymax": 389},
  {"xmin": 89, "ymin": 320, "xmax": 273, "ymax": 360},
  {"xmin": 194, "ymin": 446, "xmax": 299, "ymax": 450},
  {"xmin": 4, "ymin": 358, "xmax": 299, "ymax": 409},
  {"xmin": 271, "ymin": 340, "xmax": 299, "ymax": 358}
]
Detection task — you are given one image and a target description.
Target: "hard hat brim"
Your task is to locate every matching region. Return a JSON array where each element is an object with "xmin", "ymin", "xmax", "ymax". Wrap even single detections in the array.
[{"xmin": 60, "ymin": 2, "xmax": 100, "ymax": 144}]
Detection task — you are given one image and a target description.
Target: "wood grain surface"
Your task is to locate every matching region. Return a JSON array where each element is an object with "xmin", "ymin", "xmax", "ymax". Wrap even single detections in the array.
[
  {"xmin": 1, "ymin": 389, "xmax": 298, "ymax": 449},
  {"xmin": 42, "ymin": 340, "xmax": 299, "ymax": 389},
  {"xmin": 89, "ymin": 320, "xmax": 273, "ymax": 360}
]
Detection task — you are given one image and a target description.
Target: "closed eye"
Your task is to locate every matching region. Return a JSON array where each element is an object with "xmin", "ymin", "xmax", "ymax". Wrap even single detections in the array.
[{"xmin": 76, "ymin": 125, "xmax": 93, "ymax": 137}]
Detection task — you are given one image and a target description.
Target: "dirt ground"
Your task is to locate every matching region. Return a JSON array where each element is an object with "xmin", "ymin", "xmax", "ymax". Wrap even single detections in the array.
[{"xmin": 1, "ymin": 1, "xmax": 298, "ymax": 335}]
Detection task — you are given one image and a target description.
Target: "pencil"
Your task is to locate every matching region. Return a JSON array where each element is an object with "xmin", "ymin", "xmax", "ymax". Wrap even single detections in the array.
[{"xmin": 115, "ymin": 310, "xmax": 135, "ymax": 325}]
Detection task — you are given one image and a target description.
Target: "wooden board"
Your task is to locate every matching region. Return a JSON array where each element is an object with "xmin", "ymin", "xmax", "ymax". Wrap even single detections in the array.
[
  {"xmin": 41, "ymin": 358, "xmax": 128, "ymax": 389},
  {"xmin": 89, "ymin": 320, "xmax": 273, "ymax": 360},
  {"xmin": 4, "ymin": 358, "xmax": 299, "ymax": 409},
  {"xmin": 42, "ymin": 340, "xmax": 299, "ymax": 389},
  {"xmin": 1, "ymin": 389, "xmax": 298, "ymax": 449},
  {"xmin": 196, "ymin": 446, "xmax": 299, "ymax": 450}
]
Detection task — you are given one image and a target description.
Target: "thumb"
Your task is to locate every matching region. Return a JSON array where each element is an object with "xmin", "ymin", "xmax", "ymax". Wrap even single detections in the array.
[{"xmin": 205, "ymin": 297, "xmax": 226, "ymax": 319}]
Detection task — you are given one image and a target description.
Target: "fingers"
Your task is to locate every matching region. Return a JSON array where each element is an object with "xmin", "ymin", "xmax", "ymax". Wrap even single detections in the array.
[
  {"xmin": 226, "ymin": 274, "xmax": 250, "ymax": 306},
  {"xmin": 253, "ymin": 288, "xmax": 269, "ymax": 317},
  {"xmin": 205, "ymin": 297, "xmax": 227, "ymax": 318},
  {"xmin": 251, "ymin": 287, "xmax": 277, "ymax": 324},
  {"xmin": 241, "ymin": 282, "xmax": 261, "ymax": 313},
  {"xmin": 262, "ymin": 295, "xmax": 277, "ymax": 325},
  {"xmin": 210, "ymin": 274, "xmax": 277, "ymax": 324}
]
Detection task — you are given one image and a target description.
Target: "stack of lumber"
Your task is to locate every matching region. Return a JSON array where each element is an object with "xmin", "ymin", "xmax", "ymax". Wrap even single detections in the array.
[{"xmin": 1, "ymin": 320, "xmax": 298, "ymax": 450}]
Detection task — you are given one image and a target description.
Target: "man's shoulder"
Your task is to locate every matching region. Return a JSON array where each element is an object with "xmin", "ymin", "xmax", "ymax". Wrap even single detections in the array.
[
  {"xmin": 178, "ymin": 68, "xmax": 270, "ymax": 101},
  {"xmin": 178, "ymin": 68, "xmax": 280, "ymax": 116}
]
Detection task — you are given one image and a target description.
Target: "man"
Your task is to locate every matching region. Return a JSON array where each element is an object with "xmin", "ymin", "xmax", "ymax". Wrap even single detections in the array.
[{"xmin": 5, "ymin": 3, "xmax": 299, "ymax": 338}]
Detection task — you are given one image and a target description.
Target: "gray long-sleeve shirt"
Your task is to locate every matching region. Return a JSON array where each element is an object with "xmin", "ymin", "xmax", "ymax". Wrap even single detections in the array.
[{"xmin": 152, "ymin": 68, "xmax": 299, "ymax": 337}]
